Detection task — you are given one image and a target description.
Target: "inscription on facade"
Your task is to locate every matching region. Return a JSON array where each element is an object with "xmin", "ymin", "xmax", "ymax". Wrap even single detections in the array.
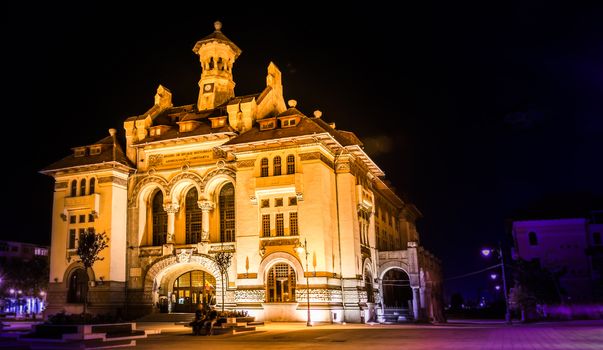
[{"xmin": 148, "ymin": 150, "xmax": 213, "ymax": 169}]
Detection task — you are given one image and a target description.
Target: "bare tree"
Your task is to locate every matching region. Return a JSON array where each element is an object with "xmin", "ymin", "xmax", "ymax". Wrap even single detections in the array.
[
  {"xmin": 76, "ymin": 231, "xmax": 109, "ymax": 317},
  {"xmin": 213, "ymin": 249, "xmax": 232, "ymax": 313}
]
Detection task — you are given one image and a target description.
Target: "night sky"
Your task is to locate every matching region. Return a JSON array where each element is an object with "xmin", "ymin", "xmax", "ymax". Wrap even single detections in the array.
[{"xmin": 3, "ymin": 3, "xmax": 602, "ymax": 301}]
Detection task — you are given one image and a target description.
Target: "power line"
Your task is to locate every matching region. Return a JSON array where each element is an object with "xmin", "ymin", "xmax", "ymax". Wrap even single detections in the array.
[{"xmin": 444, "ymin": 264, "xmax": 502, "ymax": 281}]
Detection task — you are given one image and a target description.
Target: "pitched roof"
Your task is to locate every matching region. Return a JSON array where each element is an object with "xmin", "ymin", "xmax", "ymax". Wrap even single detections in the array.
[
  {"xmin": 223, "ymin": 107, "xmax": 361, "ymax": 147},
  {"xmin": 41, "ymin": 135, "xmax": 133, "ymax": 173}
]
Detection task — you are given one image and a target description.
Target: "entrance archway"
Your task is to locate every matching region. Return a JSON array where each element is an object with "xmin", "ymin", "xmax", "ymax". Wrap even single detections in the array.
[
  {"xmin": 382, "ymin": 268, "xmax": 412, "ymax": 310},
  {"xmin": 172, "ymin": 270, "xmax": 216, "ymax": 313}
]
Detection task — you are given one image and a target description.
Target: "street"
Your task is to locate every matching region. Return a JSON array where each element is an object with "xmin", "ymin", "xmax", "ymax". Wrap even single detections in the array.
[{"xmin": 133, "ymin": 320, "xmax": 603, "ymax": 350}]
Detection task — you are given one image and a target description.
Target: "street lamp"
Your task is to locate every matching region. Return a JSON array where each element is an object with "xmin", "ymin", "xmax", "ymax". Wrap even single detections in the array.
[
  {"xmin": 481, "ymin": 244, "xmax": 511, "ymax": 324},
  {"xmin": 295, "ymin": 238, "xmax": 312, "ymax": 327}
]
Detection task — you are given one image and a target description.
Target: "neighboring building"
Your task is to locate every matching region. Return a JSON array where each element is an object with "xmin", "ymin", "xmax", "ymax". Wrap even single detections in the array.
[
  {"xmin": 40, "ymin": 22, "xmax": 444, "ymax": 323},
  {"xmin": 0, "ymin": 240, "xmax": 49, "ymax": 264},
  {"xmin": 512, "ymin": 210, "xmax": 603, "ymax": 303},
  {"xmin": 0, "ymin": 241, "xmax": 49, "ymax": 316}
]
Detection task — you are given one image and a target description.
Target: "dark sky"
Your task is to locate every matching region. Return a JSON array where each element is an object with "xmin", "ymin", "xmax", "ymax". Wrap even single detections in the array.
[{"xmin": 3, "ymin": 3, "xmax": 602, "ymax": 300}]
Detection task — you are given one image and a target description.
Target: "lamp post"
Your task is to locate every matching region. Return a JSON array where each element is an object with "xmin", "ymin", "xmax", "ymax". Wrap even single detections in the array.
[
  {"xmin": 481, "ymin": 243, "xmax": 511, "ymax": 324},
  {"xmin": 295, "ymin": 238, "xmax": 311, "ymax": 327}
]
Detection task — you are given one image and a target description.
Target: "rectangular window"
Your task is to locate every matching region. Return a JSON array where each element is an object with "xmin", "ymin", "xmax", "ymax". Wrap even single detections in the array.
[
  {"xmin": 275, "ymin": 198, "xmax": 283, "ymax": 207},
  {"xmin": 262, "ymin": 214, "xmax": 271, "ymax": 237},
  {"xmin": 261, "ymin": 199, "xmax": 270, "ymax": 208},
  {"xmin": 69, "ymin": 229, "xmax": 76, "ymax": 249},
  {"xmin": 70, "ymin": 215, "xmax": 76, "ymax": 224},
  {"xmin": 89, "ymin": 213, "xmax": 95, "ymax": 222},
  {"xmin": 276, "ymin": 214, "xmax": 284, "ymax": 236},
  {"xmin": 289, "ymin": 212, "xmax": 298, "ymax": 236},
  {"xmin": 79, "ymin": 215, "xmax": 86, "ymax": 223},
  {"xmin": 288, "ymin": 196, "xmax": 297, "ymax": 206}
]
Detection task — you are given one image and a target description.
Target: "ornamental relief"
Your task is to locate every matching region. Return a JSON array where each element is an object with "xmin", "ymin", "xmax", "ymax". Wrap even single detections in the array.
[
  {"xmin": 128, "ymin": 175, "xmax": 169, "ymax": 207},
  {"xmin": 234, "ymin": 289, "xmax": 265, "ymax": 303},
  {"xmin": 236, "ymin": 159, "xmax": 256, "ymax": 168}
]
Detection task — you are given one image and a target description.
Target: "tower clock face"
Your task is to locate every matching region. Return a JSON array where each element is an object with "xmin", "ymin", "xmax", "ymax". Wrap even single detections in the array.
[{"xmin": 203, "ymin": 83, "xmax": 214, "ymax": 93}]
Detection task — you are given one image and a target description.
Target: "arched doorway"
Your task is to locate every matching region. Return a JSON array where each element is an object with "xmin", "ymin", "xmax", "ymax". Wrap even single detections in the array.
[
  {"xmin": 382, "ymin": 269, "xmax": 413, "ymax": 317},
  {"xmin": 266, "ymin": 263, "xmax": 296, "ymax": 302},
  {"xmin": 67, "ymin": 268, "xmax": 88, "ymax": 304},
  {"xmin": 172, "ymin": 270, "xmax": 216, "ymax": 312}
]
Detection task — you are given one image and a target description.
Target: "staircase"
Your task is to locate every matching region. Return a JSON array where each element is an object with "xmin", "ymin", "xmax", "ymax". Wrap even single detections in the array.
[
  {"xmin": 381, "ymin": 308, "xmax": 413, "ymax": 324},
  {"xmin": 136, "ymin": 313, "xmax": 194, "ymax": 323}
]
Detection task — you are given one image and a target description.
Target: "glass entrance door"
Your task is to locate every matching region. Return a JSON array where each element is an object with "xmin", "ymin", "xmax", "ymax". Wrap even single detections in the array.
[{"xmin": 172, "ymin": 270, "xmax": 216, "ymax": 312}]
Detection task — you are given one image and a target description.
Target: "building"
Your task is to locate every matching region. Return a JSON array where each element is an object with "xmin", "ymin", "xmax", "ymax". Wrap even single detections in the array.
[
  {"xmin": 511, "ymin": 210, "xmax": 603, "ymax": 303},
  {"xmin": 0, "ymin": 241, "xmax": 49, "ymax": 316},
  {"xmin": 40, "ymin": 22, "xmax": 444, "ymax": 323},
  {"xmin": 0, "ymin": 241, "xmax": 49, "ymax": 264}
]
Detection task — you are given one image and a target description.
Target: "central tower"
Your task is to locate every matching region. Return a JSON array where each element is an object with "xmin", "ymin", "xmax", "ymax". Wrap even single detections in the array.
[{"xmin": 193, "ymin": 21, "xmax": 242, "ymax": 111}]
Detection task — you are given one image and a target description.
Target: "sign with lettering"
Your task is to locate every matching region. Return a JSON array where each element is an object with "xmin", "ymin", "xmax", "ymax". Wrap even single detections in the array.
[{"xmin": 148, "ymin": 150, "xmax": 213, "ymax": 169}]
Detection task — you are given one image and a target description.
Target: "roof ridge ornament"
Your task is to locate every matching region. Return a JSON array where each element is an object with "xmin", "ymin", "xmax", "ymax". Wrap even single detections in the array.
[{"xmin": 214, "ymin": 21, "xmax": 222, "ymax": 31}]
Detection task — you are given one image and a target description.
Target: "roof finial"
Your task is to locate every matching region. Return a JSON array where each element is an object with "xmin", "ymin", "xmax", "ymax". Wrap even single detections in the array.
[
  {"xmin": 313, "ymin": 110, "xmax": 322, "ymax": 118},
  {"xmin": 214, "ymin": 21, "xmax": 222, "ymax": 31},
  {"xmin": 288, "ymin": 99, "xmax": 297, "ymax": 108}
]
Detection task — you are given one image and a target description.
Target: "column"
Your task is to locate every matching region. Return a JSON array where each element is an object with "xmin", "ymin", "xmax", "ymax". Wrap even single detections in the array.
[
  {"xmin": 412, "ymin": 287, "xmax": 420, "ymax": 320},
  {"xmin": 198, "ymin": 200, "xmax": 215, "ymax": 242},
  {"xmin": 163, "ymin": 203, "xmax": 180, "ymax": 243}
]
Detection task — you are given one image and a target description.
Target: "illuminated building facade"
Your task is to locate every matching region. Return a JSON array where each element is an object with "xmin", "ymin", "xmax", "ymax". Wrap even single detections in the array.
[{"xmin": 41, "ymin": 22, "xmax": 444, "ymax": 323}]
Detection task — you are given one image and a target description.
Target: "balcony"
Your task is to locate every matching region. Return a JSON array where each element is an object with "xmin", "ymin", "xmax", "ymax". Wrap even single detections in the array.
[
  {"xmin": 255, "ymin": 174, "xmax": 301, "ymax": 195},
  {"xmin": 64, "ymin": 194, "xmax": 100, "ymax": 213}
]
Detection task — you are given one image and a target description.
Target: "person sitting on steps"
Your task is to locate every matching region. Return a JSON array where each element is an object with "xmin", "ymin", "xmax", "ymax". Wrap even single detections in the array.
[
  {"xmin": 189, "ymin": 309, "xmax": 206, "ymax": 336},
  {"xmin": 203, "ymin": 307, "xmax": 219, "ymax": 336}
]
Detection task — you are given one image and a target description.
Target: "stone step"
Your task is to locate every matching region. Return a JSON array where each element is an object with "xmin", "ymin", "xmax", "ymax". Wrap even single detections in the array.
[{"xmin": 136, "ymin": 313, "xmax": 194, "ymax": 323}]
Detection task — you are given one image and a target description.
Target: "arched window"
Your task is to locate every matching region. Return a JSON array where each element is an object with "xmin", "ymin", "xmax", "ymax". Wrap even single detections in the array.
[
  {"xmin": 185, "ymin": 188, "xmax": 202, "ymax": 244},
  {"xmin": 273, "ymin": 156, "xmax": 282, "ymax": 176},
  {"xmin": 266, "ymin": 263, "xmax": 296, "ymax": 302},
  {"xmin": 89, "ymin": 178, "xmax": 96, "ymax": 194},
  {"xmin": 70, "ymin": 180, "xmax": 77, "ymax": 197},
  {"xmin": 287, "ymin": 155, "xmax": 295, "ymax": 174},
  {"xmin": 528, "ymin": 232, "xmax": 538, "ymax": 246},
  {"xmin": 260, "ymin": 158, "xmax": 269, "ymax": 177},
  {"xmin": 152, "ymin": 191, "xmax": 167, "ymax": 245},
  {"xmin": 365, "ymin": 270, "xmax": 375, "ymax": 303},
  {"xmin": 67, "ymin": 268, "xmax": 88, "ymax": 303},
  {"xmin": 219, "ymin": 183, "xmax": 235, "ymax": 242},
  {"xmin": 80, "ymin": 179, "xmax": 86, "ymax": 196}
]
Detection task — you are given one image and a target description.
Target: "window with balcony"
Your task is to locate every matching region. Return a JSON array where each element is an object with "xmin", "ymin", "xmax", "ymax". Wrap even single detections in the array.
[
  {"xmin": 273, "ymin": 156, "xmax": 282, "ymax": 176},
  {"xmin": 152, "ymin": 191, "xmax": 167, "ymax": 245},
  {"xmin": 219, "ymin": 183, "xmax": 235, "ymax": 242},
  {"xmin": 185, "ymin": 188, "xmax": 202, "ymax": 244}
]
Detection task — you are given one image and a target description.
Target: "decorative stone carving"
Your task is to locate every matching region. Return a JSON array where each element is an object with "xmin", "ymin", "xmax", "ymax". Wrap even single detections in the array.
[
  {"xmin": 236, "ymin": 159, "xmax": 256, "ymax": 168},
  {"xmin": 98, "ymin": 176, "xmax": 128, "ymax": 187},
  {"xmin": 296, "ymin": 192, "xmax": 304, "ymax": 201},
  {"xmin": 177, "ymin": 249, "xmax": 193, "ymax": 263},
  {"xmin": 166, "ymin": 171, "xmax": 203, "ymax": 197},
  {"xmin": 198, "ymin": 200, "xmax": 215, "ymax": 211},
  {"xmin": 163, "ymin": 203, "xmax": 180, "ymax": 213},
  {"xmin": 148, "ymin": 154, "xmax": 164, "ymax": 167},
  {"xmin": 299, "ymin": 152, "xmax": 320, "ymax": 161},
  {"xmin": 234, "ymin": 289, "xmax": 265, "ymax": 303},
  {"xmin": 128, "ymin": 175, "xmax": 168, "ymax": 208}
]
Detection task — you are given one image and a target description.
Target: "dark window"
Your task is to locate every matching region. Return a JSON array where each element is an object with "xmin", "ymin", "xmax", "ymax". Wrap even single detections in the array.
[
  {"xmin": 89, "ymin": 178, "xmax": 95, "ymax": 194},
  {"xmin": 275, "ymin": 198, "xmax": 283, "ymax": 207},
  {"xmin": 289, "ymin": 212, "xmax": 298, "ymax": 236},
  {"xmin": 276, "ymin": 213, "xmax": 284, "ymax": 236},
  {"xmin": 68, "ymin": 229, "xmax": 76, "ymax": 249},
  {"xmin": 88, "ymin": 213, "xmax": 95, "ymax": 222},
  {"xmin": 79, "ymin": 215, "xmax": 86, "ymax": 223},
  {"xmin": 529, "ymin": 232, "xmax": 538, "ymax": 246},
  {"xmin": 273, "ymin": 156, "xmax": 282, "ymax": 176},
  {"xmin": 266, "ymin": 263, "xmax": 296, "ymax": 302},
  {"xmin": 152, "ymin": 191, "xmax": 167, "ymax": 245},
  {"xmin": 288, "ymin": 196, "xmax": 297, "ymax": 206},
  {"xmin": 261, "ymin": 199, "xmax": 270, "ymax": 208},
  {"xmin": 594, "ymin": 232, "xmax": 601, "ymax": 245},
  {"xmin": 80, "ymin": 179, "xmax": 86, "ymax": 196},
  {"xmin": 70, "ymin": 215, "xmax": 76, "ymax": 224},
  {"xmin": 262, "ymin": 214, "xmax": 271, "ymax": 237},
  {"xmin": 365, "ymin": 271, "xmax": 375, "ymax": 303},
  {"xmin": 185, "ymin": 188, "xmax": 202, "ymax": 244},
  {"xmin": 219, "ymin": 183, "xmax": 235, "ymax": 242},
  {"xmin": 260, "ymin": 158, "xmax": 269, "ymax": 177},
  {"xmin": 70, "ymin": 180, "xmax": 77, "ymax": 197},
  {"xmin": 67, "ymin": 268, "xmax": 88, "ymax": 303}
]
